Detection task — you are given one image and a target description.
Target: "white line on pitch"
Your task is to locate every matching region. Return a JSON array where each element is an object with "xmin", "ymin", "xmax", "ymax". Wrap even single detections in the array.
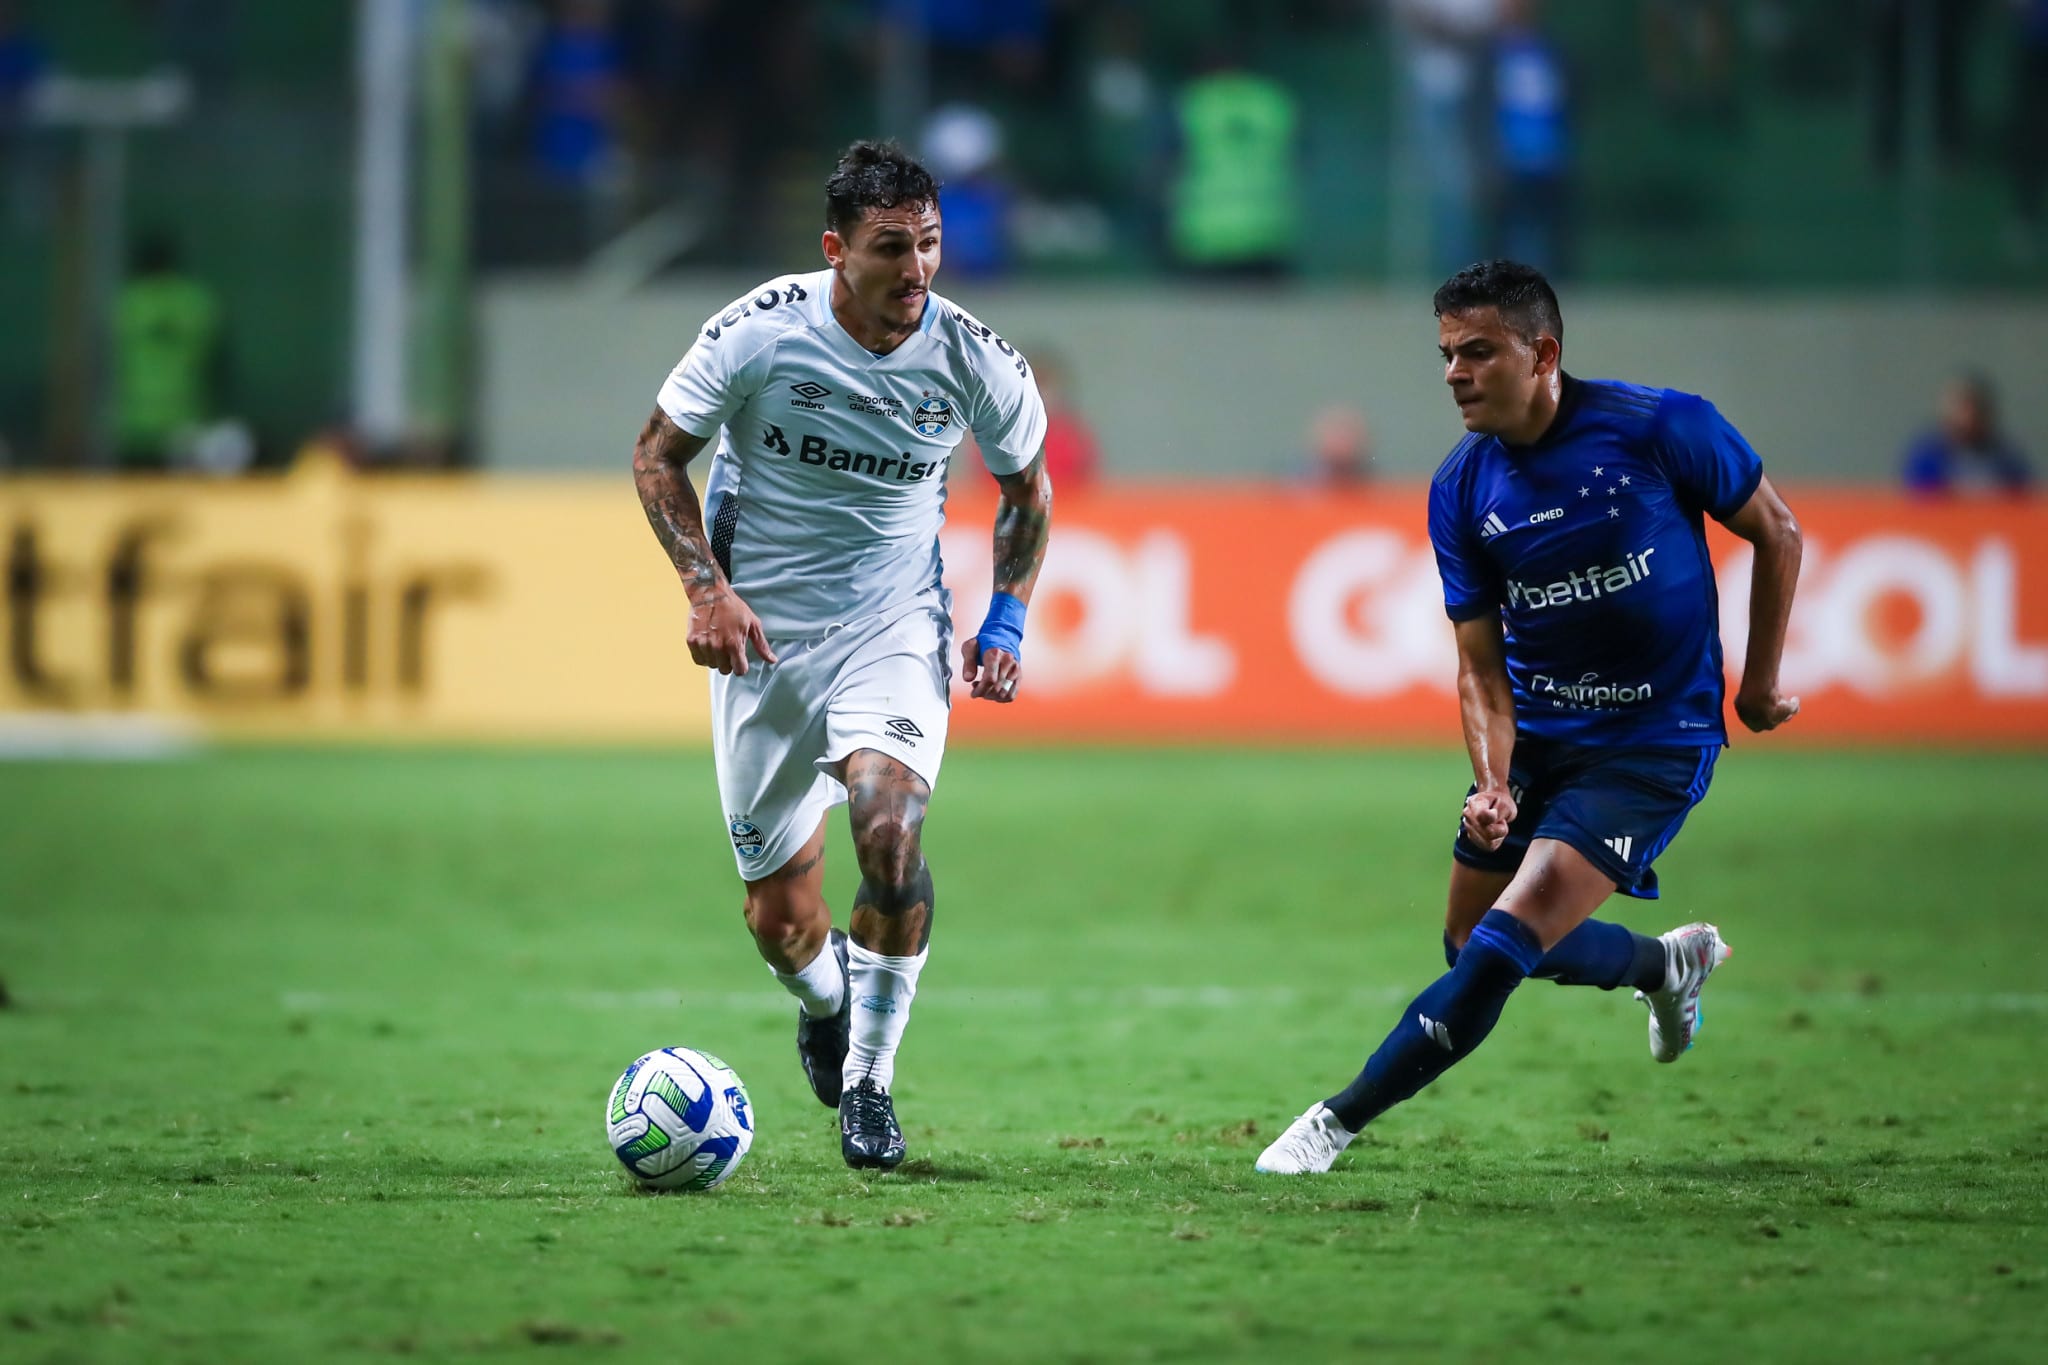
[{"xmin": 261, "ymin": 987, "xmax": 2048, "ymax": 1016}]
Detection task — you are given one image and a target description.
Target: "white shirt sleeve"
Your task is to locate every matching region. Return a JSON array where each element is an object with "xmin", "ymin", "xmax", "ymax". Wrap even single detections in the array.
[
  {"xmin": 656, "ymin": 316, "xmax": 777, "ymax": 439},
  {"xmin": 967, "ymin": 344, "xmax": 1048, "ymax": 477}
]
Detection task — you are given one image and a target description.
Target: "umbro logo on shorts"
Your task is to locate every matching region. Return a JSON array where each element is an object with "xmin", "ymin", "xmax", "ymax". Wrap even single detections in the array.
[{"xmin": 883, "ymin": 717, "xmax": 922, "ymax": 745}]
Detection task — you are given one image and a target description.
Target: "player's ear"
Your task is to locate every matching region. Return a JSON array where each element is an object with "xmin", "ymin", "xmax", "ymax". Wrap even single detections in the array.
[
  {"xmin": 1533, "ymin": 335, "xmax": 1562, "ymax": 377},
  {"xmin": 822, "ymin": 229, "xmax": 845, "ymax": 269}
]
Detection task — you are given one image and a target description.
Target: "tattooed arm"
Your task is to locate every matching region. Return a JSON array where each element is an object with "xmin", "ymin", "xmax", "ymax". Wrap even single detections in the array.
[
  {"xmin": 632, "ymin": 406, "xmax": 776, "ymax": 675},
  {"xmin": 962, "ymin": 449, "xmax": 1053, "ymax": 702}
]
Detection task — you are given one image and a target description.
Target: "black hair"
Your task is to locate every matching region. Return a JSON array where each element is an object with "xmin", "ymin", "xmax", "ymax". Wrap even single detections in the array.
[
  {"xmin": 1433, "ymin": 259, "xmax": 1564, "ymax": 350},
  {"xmin": 824, "ymin": 139, "xmax": 940, "ymax": 236}
]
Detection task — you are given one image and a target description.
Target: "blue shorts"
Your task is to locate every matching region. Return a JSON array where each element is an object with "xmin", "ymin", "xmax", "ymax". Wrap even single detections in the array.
[{"xmin": 1452, "ymin": 737, "xmax": 1720, "ymax": 899}]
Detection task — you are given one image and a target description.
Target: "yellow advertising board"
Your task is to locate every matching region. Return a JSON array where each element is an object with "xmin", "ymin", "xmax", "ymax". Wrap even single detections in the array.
[
  {"xmin": 0, "ymin": 466, "xmax": 712, "ymax": 740},
  {"xmin": 8, "ymin": 471, "xmax": 2048, "ymax": 744}
]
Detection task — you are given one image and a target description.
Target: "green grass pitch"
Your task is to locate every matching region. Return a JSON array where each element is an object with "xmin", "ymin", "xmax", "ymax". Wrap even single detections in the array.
[{"xmin": 2, "ymin": 745, "xmax": 2044, "ymax": 1362}]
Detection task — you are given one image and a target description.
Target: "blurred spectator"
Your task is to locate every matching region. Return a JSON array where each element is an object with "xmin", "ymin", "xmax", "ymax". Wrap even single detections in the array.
[
  {"xmin": 527, "ymin": 0, "xmax": 630, "ymax": 189},
  {"xmin": 618, "ymin": 0, "xmax": 709, "ymax": 160},
  {"xmin": 468, "ymin": 0, "xmax": 541, "ymax": 143},
  {"xmin": 922, "ymin": 102, "xmax": 1016, "ymax": 278},
  {"xmin": 963, "ymin": 349, "xmax": 1099, "ymax": 492},
  {"xmin": 0, "ymin": 0, "xmax": 46, "ymax": 125},
  {"xmin": 1392, "ymin": 0, "xmax": 1501, "ymax": 279},
  {"xmin": 1034, "ymin": 350, "xmax": 1100, "ymax": 490},
  {"xmin": 126, "ymin": 0, "xmax": 236, "ymax": 91},
  {"xmin": 890, "ymin": 0, "xmax": 1059, "ymax": 100},
  {"xmin": 1490, "ymin": 0, "xmax": 1572, "ymax": 275},
  {"xmin": 1869, "ymin": 0, "xmax": 1979, "ymax": 173},
  {"xmin": 1166, "ymin": 48, "xmax": 1301, "ymax": 278},
  {"xmin": 0, "ymin": 0, "xmax": 46, "ymax": 228},
  {"xmin": 1645, "ymin": 0, "xmax": 1734, "ymax": 119},
  {"xmin": 114, "ymin": 232, "xmax": 223, "ymax": 470},
  {"xmin": 2011, "ymin": 0, "xmax": 2048, "ymax": 257},
  {"xmin": 1300, "ymin": 405, "xmax": 1374, "ymax": 488},
  {"xmin": 1901, "ymin": 374, "xmax": 2033, "ymax": 498}
]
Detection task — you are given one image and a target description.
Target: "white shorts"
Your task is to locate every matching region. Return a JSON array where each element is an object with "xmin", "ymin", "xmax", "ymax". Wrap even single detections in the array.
[{"xmin": 710, "ymin": 598, "xmax": 953, "ymax": 879}]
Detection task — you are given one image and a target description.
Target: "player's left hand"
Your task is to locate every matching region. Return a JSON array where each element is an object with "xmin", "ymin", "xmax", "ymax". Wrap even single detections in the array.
[
  {"xmin": 1462, "ymin": 789, "xmax": 1517, "ymax": 851},
  {"xmin": 1735, "ymin": 685, "xmax": 1800, "ymax": 733},
  {"xmin": 961, "ymin": 637, "xmax": 1022, "ymax": 703}
]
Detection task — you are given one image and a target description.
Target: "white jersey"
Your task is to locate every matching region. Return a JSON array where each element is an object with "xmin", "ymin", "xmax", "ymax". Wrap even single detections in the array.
[{"xmin": 657, "ymin": 269, "xmax": 1046, "ymax": 639}]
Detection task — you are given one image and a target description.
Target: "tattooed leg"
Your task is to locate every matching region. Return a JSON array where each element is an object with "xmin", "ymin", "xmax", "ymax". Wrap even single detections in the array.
[
  {"xmin": 840, "ymin": 749, "xmax": 934, "ymax": 1097},
  {"xmin": 741, "ymin": 816, "xmax": 831, "ymax": 972},
  {"xmin": 844, "ymin": 750, "xmax": 935, "ymax": 954}
]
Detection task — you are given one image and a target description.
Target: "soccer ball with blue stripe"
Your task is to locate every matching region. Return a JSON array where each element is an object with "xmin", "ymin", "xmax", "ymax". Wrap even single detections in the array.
[{"xmin": 605, "ymin": 1047, "xmax": 754, "ymax": 1191}]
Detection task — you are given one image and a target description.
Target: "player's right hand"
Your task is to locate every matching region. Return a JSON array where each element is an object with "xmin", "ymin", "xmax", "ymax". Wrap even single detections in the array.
[
  {"xmin": 1735, "ymin": 685, "xmax": 1800, "ymax": 733},
  {"xmin": 1462, "ymin": 789, "xmax": 1517, "ymax": 852},
  {"xmin": 686, "ymin": 590, "xmax": 777, "ymax": 676},
  {"xmin": 959, "ymin": 636, "xmax": 1022, "ymax": 703}
]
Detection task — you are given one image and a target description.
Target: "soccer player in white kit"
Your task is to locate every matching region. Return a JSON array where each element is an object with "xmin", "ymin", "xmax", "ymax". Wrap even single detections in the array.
[{"xmin": 632, "ymin": 142, "xmax": 1053, "ymax": 1170}]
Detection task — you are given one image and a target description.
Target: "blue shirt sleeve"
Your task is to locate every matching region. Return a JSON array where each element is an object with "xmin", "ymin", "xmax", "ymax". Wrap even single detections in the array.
[
  {"xmin": 1902, "ymin": 432, "xmax": 1949, "ymax": 494},
  {"xmin": 1428, "ymin": 465, "xmax": 1500, "ymax": 622},
  {"xmin": 1655, "ymin": 393, "xmax": 1765, "ymax": 521}
]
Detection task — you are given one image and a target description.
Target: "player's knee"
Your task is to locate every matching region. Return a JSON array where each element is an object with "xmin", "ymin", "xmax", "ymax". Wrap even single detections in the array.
[
  {"xmin": 851, "ymin": 812, "xmax": 922, "ymax": 886},
  {"xmin": 742, "ymin": 886, "xmax": 822, "ymax": 950},
  {"xmin": 855, "ymin": 861, "xmax": 934, "ymax": 919}
]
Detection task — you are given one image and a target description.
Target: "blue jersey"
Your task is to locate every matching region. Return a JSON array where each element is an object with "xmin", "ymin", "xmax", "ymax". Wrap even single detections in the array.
[{"xmin": 1428, "ymin": 377, "xmax": 1763, "ymax": 747}]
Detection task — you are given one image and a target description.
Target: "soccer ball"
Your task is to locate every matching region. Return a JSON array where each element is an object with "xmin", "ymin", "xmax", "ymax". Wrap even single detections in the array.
[{"xmin": 605, "ymin": 1047, "xmax": 754, "ymax": 1191}]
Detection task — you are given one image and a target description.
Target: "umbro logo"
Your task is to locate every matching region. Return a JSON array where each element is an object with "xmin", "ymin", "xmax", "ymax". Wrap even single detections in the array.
[
  {"xmin": 883, "ymin": 717, "xmax": 923, "ymax": 745},
  {"xmin": 1604, "ymin": 835, "xmax": 1635, "ymax": 861},
  {"xmin": 1479, "ymin": 512, "xmax": 1509, "ymax": 539},
  {"xmin": 1417, "ymin": 1014, "xmax": 1453, "ymax": 1051},
  {"xmin": 790, "ymin": 381, "xmax": 831, "ymax": 400}
]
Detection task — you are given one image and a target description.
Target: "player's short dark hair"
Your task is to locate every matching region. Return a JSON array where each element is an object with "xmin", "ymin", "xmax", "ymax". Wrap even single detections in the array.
[
  {"xmin": 1433, "ymin": 260, "xmax": 1564, "ymax": 350},
  {"xmin": 825, "ymin": 140, "xmax": 940, "ymax": 236}
]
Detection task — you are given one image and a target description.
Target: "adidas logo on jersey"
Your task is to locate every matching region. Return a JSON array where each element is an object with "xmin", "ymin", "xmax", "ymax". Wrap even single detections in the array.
[{"xmin": 1479, "ymin": 512, "xmax": 1509, "ymax": 539}]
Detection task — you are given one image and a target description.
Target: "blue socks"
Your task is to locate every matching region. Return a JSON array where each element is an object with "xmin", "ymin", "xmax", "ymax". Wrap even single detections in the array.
[
  {"xmin": 1449, "ymin": 918, "xmax": 1666, "ymax": 992},
  {"xmin": 1326, "ymin": 909, "xmax": 1544, "ymax": 1132}
]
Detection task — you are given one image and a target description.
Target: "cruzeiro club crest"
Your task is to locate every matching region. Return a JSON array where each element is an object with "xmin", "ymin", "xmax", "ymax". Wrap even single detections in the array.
[
  {"xmin": 912, "ymin": 396, "xmax": 952, "ymax": 437},
  {"xmin": 728, "ymin": 818, "xmax": 765, "ymax": 860}
]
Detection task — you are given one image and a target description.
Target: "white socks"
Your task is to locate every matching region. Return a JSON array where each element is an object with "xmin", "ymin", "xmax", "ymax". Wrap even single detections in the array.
[
  {"xmin": 770, "ymin": 937, "xmax": 846, "ymax": 1019},
  {"xmin": 842, "ymin": 941, "xmax": 928, "ymax": 1093}
]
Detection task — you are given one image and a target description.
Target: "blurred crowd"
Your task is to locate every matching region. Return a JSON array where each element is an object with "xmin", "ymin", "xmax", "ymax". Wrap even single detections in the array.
[
  {"xmin": 453, "ymin": 0, "xmax": 2048, "ymax": 279},
  {"xmin": 0, "ymin": 2, "xmax": 2042, "ymax": 476}
]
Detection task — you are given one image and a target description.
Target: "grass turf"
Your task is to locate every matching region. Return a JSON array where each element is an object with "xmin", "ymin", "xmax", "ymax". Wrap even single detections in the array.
[{"xmin": 1, "ymin": 746, "xmax": 2044, "ymax": 1363}]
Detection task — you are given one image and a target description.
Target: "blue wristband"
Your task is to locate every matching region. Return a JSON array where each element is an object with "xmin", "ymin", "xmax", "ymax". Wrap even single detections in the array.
[{"xmin": 975, "ymin": 591, "xmax": 1027, "ymax": 661}]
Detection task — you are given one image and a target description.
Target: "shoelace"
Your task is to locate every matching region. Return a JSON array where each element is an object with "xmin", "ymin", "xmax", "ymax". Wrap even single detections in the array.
[{"xmin": 844, "ymin": 1085, "xmax": 895, "ymax": 1130}]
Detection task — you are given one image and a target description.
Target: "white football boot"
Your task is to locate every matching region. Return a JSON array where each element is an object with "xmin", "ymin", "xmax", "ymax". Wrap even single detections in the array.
[
  {"xmin": 1635, "ymin": 921, "xmax": 1732, "ymax": 1063},
  {"xmin": 1254, "ymin": 1102, "xmax": 1356, "ymax": 1174}
]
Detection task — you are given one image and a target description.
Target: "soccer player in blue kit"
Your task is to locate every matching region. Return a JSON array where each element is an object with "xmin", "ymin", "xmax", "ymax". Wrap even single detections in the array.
[{"xmin": 1258, "ymin": 260, "xmax": 1805, "ymax": 1174}]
